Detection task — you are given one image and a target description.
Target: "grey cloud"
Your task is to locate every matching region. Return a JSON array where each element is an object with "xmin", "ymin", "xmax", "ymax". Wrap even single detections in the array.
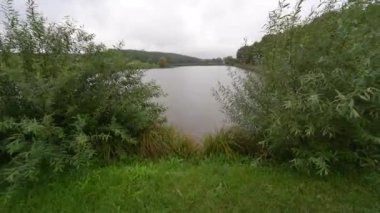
[{"xmin": 7, "ymin": 0, "xmax": 320, "ymax": 58}]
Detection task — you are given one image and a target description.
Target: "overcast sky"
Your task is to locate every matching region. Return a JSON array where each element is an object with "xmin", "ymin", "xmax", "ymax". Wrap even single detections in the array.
[{"xmin": 9, "ymin": 0, "xmax": 320, "ymax": 58}]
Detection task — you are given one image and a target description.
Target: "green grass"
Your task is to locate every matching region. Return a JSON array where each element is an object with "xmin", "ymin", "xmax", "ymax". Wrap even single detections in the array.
[{"xmin": 1, "ymin": 157, "xmax": 379, "ymax": 212}]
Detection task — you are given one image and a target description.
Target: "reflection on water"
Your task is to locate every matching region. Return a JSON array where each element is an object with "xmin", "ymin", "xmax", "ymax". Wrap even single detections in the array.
[{"xmin": 144, "ymin": 66, "xmax": 243, "ymax": 140}]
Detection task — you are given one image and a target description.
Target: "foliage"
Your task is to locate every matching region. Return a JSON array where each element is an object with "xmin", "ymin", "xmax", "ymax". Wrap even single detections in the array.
[
  {"xmin": 139, "ymin": 125, "xmax": 198, "ymax": 158},
  {"xmin": 1, "ymin": 157, "xmax": 380, "ymax": 212},
  {"xmin": 0, "ymin": 0, "xmax": 164, "ymax": 192},
  {"xmin": 120, "ymin": 49, "xmax": 224, "ymax": 66},
  {"xmin": 125, "ymin": 59, "xmax": 158, "ymax": 69},
  {"xmin": 223, "ymin": 56, "xmax": 237, "ymax": 66},
  {"xmin": 236, "ymin": 41, "xmax": 264, "ymax": 65},
  {"xmin": 202, "ymin": 57, "xmax": 224, "ymax": 65},
  {"xmin": 158, "ymin": 56, "xmax": 168, "ymax": 68},
  {"xmin": 217, "ymin": 0, "xmax": 380, "ymax": 175}
]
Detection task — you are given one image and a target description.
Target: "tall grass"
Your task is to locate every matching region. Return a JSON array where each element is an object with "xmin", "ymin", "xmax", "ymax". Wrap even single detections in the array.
[
  {"xmin": 203, "ymin": 127, "xmax": 258, "ymax": 157},
  {"xmin": 139, "ymin": 126, "xmax": 199, "ymax": 158}
]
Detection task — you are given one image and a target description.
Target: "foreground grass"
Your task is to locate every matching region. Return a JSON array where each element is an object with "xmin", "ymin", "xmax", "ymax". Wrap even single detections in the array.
[{"xmin": 1, "ymin": 157, "xmax": 379, "ymax": 212}]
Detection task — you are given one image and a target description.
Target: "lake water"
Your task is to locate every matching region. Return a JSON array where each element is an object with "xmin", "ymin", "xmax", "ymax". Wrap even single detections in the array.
[{"xmin": 144, "ymin": 66, "xmax": 243, "ymax": 140}]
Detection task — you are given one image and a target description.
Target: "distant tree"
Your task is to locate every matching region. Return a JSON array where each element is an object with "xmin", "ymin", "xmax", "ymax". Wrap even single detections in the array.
[
  {"xmin": 215, "ymin": 58, "xmax": 223, "ymax": 64},
  {"xmin": 237, "ymin": 42, "xmax": 262, "ymax": 65},
  {"xmin": 158, "ymin": 57, "xmax": 168, "ymax": 68},
  {"xmin": 223, "ymin": 56, "xmax": 236, "ymax": 65},
  {"xmin": 236, "ymin": 46, "xmax": 251, "ymax": 64}
]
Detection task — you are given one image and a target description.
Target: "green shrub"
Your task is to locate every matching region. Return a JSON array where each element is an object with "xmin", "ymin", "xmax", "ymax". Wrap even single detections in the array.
[
  {"xmin": 0, "ymin": 0, "xmax": 164, "ymax": 192},
  {"xmin": 217, "ymin": 0, "xmax": 380, "ymax": 175}
]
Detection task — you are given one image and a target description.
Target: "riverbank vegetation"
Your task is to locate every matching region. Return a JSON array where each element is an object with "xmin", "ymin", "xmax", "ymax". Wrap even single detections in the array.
[
  {"xmin": 0, "ymin": 0, "xmax": 379, "ymax": 211},
  {"xmin": 0, "ymin": 0, "xmax": 165, "ymax": 195},
  {"xmin": 217, "ymin": 0, "xmax": 380, "ymax": 175}
]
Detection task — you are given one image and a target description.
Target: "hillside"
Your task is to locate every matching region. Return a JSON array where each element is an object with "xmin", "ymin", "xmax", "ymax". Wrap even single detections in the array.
[{"xmin": 120, "ymin": 49, "xmax": 224, "ymax": 67}]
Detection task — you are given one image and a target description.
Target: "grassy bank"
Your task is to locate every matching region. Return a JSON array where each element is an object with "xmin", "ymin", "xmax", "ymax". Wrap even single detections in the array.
[
  {"xmin": 233, "ymin": 63, "xmax": 259, "ymax": 72},
  {"xmin": 1, "ymin": 157, "xmax": 379, "ymax": 213}
]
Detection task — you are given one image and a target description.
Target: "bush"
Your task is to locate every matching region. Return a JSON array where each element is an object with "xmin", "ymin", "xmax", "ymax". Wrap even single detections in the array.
[
  {"xmin": 0, "ymin": 0, "xmax": 164, "ymax": 192},
  {"xmin": 217, "ymin": 0, "xmax": 380, "ymax": 175}
]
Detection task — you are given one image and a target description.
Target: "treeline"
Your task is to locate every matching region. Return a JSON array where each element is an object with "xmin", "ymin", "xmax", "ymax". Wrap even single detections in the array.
[
  {"xmin": 235, "ymin": 35, "xmax": 272, "ymax": 66},
  {"xmin": 216, "ymin": 0, "xmax": 380, "ymax": 175},
  {"xmin": 120, "ymin": 49, "xmax": 224, "ymax": 67}
]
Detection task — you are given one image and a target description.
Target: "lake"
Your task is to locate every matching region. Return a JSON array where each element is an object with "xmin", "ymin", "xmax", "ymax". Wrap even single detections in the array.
[{"xmin": 144, "ymin": 66, "xmax": 243, "ymax": 140}]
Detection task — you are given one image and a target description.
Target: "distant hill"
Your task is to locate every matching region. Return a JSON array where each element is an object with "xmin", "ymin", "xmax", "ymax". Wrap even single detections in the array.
[{"xmin": 120, "ymin": 49, "xmax": 224, "ymax": 67}]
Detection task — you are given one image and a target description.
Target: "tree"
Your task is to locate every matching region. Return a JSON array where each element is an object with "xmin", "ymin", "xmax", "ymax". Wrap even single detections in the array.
[
  {"xmin": 158, "ymin": 57, "xmax": 168, "ymax": 68},
  {"xmin": 223, "ymin": 56, "xmax": 236, "ymax": 66}
]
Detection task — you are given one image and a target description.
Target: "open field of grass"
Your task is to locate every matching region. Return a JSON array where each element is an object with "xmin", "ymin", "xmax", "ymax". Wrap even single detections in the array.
[{"xmin": 1, "ymin": 157, "xmax": 379, "ymax": 213}]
